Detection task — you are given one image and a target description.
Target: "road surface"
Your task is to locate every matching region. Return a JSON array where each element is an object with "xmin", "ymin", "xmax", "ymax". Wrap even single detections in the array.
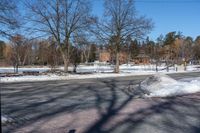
[{"xmin": 1, "ymin": 72, "xmax": 200, "ymax": 133}]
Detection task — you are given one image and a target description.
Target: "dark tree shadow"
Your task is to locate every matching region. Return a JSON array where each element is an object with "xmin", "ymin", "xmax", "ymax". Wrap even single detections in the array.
[
  {"xmin": 1, "ymin": 77, "xmax": 200, "ymax": 133},
  {"xmin": 83, "ymin": 82, "xmax": 200, "ymax": 133}
]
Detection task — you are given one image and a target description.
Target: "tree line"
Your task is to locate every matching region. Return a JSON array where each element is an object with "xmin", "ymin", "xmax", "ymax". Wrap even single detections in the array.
[
  {"xmin": 1, "ymin": 32, "xmax": 200, "ymax": 67},
  {"xmin": 0, "ymin": 0, "xmax": 200, "ymax": 73}
]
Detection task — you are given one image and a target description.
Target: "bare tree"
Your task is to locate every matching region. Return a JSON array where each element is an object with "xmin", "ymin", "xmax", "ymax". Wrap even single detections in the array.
[
  {"xmin": 182, "ymin": 37, "xmax": 193, "ymax": 62},
  {"xmin": 25, "ymin": 0, "xmax": 94, "ymax": 72},
  {"xmin": 70, "ymin": 45, "xmax": 81, "ymax": 73},
  {"xmin": 92, "ymin": 0, "xmax": 153, "ymax": 73},
  {"xmin": 10, "ymin": 34, "xmax": 28, "ymax": 73},
  {"xmin": 0, "ymin": 0, "xmax": 19, "ymax": 37},
  {"xmin": 74, "ymin": 33, "xmax": 93, "ymax": 63},
  {"xmin": 193, "ymin": 36, "xmax": 200, "ymax": 61}
]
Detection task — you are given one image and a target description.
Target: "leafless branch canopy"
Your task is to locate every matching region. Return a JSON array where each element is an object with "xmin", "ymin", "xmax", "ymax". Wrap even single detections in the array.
[
  {"xmin": 92, "ymin": 0, "xmax": 154, "ymax": 45},
  {"xmin": 25, "ymin": 0, "xmax": 94, "ymax": 45},
  {"xmin": 0, "ymin": 0, "xmax": 20, "ymax": 38}
]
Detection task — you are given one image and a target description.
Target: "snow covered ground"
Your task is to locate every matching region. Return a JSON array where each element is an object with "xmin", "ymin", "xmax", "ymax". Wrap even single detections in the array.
[
  {"xmin": 140, "ymin": 74, "xmax": 200, "ymax": 97},
  {"xmin": 0, "ymin": 64, "xmax": 199, "ymax": 83},
  {"xmin": 0, "ymin": 72, "xmax": 155, "ymax": 83},
  {"xmin": 0, "ymin": 67, "xmax": 51, "ymax": 73},
  {"xmin": 0, "ymin": 64, "xmax": 199, "ymax": 73}
]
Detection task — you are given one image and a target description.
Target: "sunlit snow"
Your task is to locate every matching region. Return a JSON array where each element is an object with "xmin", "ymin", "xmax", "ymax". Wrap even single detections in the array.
[{"xmin": 140, "ymin": 74, "xmax": 200, "ymax": 97}]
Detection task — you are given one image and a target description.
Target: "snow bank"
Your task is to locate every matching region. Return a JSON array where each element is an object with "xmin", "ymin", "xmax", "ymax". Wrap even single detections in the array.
[
  {"xmin": 186, "ymin": 65, "xmax": 200, "ymax": 71},
  {"xmin": 0, "ymin": 72, "xmax": 155, "ymax": 83},
  {"xmin": 0, "ymin": 67, "xmax": 51, "ymax": 73},
  {"xmin": 140, "ymin": 74, "xmax": 200, "ymax": 97},
  {"xmin": 0, "ymin": 75, "xmax": 62, "ymax": 82},
  {"xmin": 0, "ymin": 71, "xmax": 199, "ymax": 83},
  {"xmin": 1, "ymin": 115, "xmax": 13, "ymax": 125}
]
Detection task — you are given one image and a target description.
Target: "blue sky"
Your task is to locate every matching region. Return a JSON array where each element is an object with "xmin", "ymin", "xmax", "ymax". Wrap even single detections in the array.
[
  {"xmin": 1, "ymin": 0, "xmax": 199, "ymax": 42},
  {"xmin": 92, "ymin": 0, "xmax": 200, "ymax": 41}
]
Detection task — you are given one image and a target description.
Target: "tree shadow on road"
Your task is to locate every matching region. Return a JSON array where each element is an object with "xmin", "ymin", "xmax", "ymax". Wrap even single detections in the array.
[
  {"xmin": 1, "ymin": 79, "xmax": 200, "ymax": 133},
  {"xmin": 83, "ymin": 79, "xmax": 200, "ymax": 133}
]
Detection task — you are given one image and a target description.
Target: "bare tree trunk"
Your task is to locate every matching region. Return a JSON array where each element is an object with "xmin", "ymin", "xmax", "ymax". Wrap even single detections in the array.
[
  {"xmin": 61, "ymin": 52, "xmax": 69, "ymax": 73},
  {"xmin": 127, "ymin": 53, "xmax": 130, "ymax": 65},
  {"xmin": 115, "ymin": 52, "xmax": 120, "ymax": 73},
  {"xmin": 63, "ymin": 58, "xmax": 69, "ymax": 72},
  {"xmin": 86, "ymin": 45, "xmax": 91, "ymax": 62},
  {"xmin": 16, "ymin": 63, "xmax": 18, "ymax": 73},
  {"xmin": 17, "ymin": 55, "xmax": 21, "ymax": 66},
  {"xmin": 83, "ymin": 51, "xmax": 88, "ymax": 63},
  {"xmin": 22, "ymin": 54, "xmax": 28, "ymax": 66},
  {"xmin": 83, "ymin": 45, "xmax": 91, "ymax": 63},
  {"xmin": 156, "ymin": 60, "xmax": 158, "ymax": 72},
  {"xmin": 61, "ymin": 51, "xmax": 69, "ymax": 73},
  {"xmin": 81, "ymin": 53, "xmax": 83, "ymax": 63},
  {"xmin": 73, "ymin": 64, "xmax": 77, "ymax": 73}
]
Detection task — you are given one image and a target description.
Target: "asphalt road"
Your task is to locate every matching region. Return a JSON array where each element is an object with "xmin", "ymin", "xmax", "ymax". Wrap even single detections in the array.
[{"xmin": 1, "ymin": 72, "xmax": 200, "ymax": 133}]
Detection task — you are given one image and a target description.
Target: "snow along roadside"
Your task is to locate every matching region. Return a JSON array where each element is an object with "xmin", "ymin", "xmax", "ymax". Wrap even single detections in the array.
[
  {"xmin": 140, "ymin": 74, "xmax": 200, "ymax": 97},
  {"xmin": 0, "ymin": 70, "xmax": 199, "ymax": 83}
]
